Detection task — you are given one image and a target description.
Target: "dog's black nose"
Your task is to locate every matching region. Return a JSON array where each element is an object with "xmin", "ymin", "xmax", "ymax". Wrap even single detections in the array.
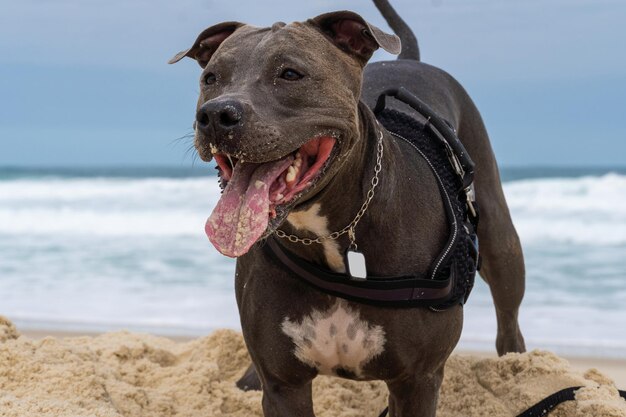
[
  {"xmin": 218, "ymin": 103, "xmax": 242, "ymax": 127},
  {"xmin": 196, "ymin": 100, "xmax": 244, "ymax": 136}
]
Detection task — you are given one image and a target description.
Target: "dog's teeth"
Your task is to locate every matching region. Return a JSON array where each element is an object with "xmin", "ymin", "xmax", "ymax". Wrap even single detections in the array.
[
  {"xmin": 254, "ymin": 180, "xmax": 266, "ymax": 190},
  {"xmin": 275, "ymin": 193, "xmax": 284, "ymax": 201},
  {"xmin": 293, "ymin": 152, "xmax": 302, "ymax": 168},
  {"xmin": 286, "ymin": 166, "xmax": 297, "ymax": 183},
  {"xmin": 210, "ymin": 144, "xmax": 218, "ymax": 154}
]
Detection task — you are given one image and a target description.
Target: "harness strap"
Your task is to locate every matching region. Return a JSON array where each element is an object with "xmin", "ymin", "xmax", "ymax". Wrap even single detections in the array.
[
  {"xmin": 516, "ymin": 387, "xmax": 626, "ymax": 417},
  {"xmin": 373, "ymin": 87, "xmax": 475, "ymax": 190},
  {"xmin": 377, "ymin": 387, "xmax": 626, "ymax": 417},
  {"xmin": 265, "ymin": 238, "xmax": 456, "ymax": 307}
]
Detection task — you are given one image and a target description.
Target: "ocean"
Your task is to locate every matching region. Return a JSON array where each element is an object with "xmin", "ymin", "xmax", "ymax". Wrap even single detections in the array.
[{"xmin": 1, "ymin": 166, "xmax": 625, "ymax": 358}]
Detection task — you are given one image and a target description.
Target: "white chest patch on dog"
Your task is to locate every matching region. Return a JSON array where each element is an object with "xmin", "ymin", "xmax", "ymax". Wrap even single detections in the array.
[
  {"xmin": 287, "ymin": 203, "xmax": 346, "ymax": 273},
  {"xmin": 281, "ymin": 299, "xmax": 385, "ymax": 377}
]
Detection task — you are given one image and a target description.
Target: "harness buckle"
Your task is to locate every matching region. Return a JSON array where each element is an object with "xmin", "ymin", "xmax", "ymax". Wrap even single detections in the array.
[
  {"xmin": 464, "ymin": 185, "xmax": 477, "ymax": 218},
  {"xmin": 451, "ymin": 153, "xmax": 466, "ymax": 178},
  {"xmin": 438, "ymin": 138, "xmax": 466, "ymax": 180}
]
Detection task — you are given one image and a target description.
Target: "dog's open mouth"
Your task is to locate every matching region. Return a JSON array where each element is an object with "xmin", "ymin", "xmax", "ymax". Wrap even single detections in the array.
[{"xmin": 206, "ymin": 136, "xmax": 336, "ymax": 257}]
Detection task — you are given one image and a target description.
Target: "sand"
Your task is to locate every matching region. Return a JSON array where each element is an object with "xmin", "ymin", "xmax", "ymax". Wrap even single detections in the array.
[{"xmin": 1, "ymin": 317, "xmax": 625, "ymax": 417}]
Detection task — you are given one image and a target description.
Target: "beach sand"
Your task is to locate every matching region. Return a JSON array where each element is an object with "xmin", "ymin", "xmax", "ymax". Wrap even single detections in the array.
[{"xmin": 1, "ymin": 317, "xmax": 625, "ymax": 417}]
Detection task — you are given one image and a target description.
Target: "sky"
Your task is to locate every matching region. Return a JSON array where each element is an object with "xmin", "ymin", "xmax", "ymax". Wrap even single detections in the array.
[{"xmin": 1, "ymin": 0, "xmax": 625, "ymax": 167}]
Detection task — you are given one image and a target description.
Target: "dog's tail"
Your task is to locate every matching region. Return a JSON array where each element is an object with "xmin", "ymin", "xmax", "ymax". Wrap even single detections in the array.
[{"xmin": 372, "ymin": 0, "xmax": 420, "ymax": 61}]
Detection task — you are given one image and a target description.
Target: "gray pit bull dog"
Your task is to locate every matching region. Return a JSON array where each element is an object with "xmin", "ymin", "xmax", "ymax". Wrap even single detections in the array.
[{"xmin": 170, "ymin": 1, "xmax": 526, "ymax": 415}]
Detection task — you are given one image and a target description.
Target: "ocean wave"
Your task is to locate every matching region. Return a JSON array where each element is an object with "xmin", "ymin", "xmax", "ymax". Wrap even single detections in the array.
[
  {"xmin": 1, "ymin": 173, "xmax": 625, "ymax": 243},
  {"xmin": 0, "ymin": 177, "xmax": 216, "ymax": 207},
  {"xmin": 504, "ymin": 173, "xmax": 626, "ymax": 244},
  {"xmin": 0, "ymin": 208, "xmax": 208, "ymax": 236},
  {"xmin": 0, "ymin": 177, "xmax": 220, "ymax": 236},
  {"xmin": 505, "ymin": 173, "xmax": 626, "ymax": 215}
]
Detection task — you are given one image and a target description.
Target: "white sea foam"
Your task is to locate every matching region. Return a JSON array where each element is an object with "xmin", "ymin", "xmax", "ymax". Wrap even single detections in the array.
[
  {"xmin": 508, "ymin": 173, "xmax": 626, "ymax": 214},
  {"xmin": 0, "ymin": 177, "xmax": 216, "ymax": 207},
  {"xmin": 2, "ymin": 173, "xmax": 625, "ymax": 243},
  {"xmin": 0, "ymin": 208, "xmax": 206, "ymax": 236},
  {"xmin": 0, "ymin": 177, "xmax": 219, "ymax": 236},
  {"xmin": 505, "ymin": 173, "xmax": 626, "ymax": 245}
]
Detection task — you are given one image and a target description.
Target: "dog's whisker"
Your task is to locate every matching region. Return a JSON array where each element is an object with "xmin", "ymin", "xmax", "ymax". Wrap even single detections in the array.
[
  {"xmin": 178, "ymin": 141, "xmax": 201, "ymax": 167},
  {"xmin": 169, "ymin": 131, "xmax": 195, "ymax": 147},
  {"xmin": 191, "ymin": 151, "xmax": 200, "ymax": 167}
]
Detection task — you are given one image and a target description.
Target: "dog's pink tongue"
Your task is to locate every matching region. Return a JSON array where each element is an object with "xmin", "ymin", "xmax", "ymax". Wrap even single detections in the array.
[{"xmin": 206, "ymin": 156, "xmax": 294, "ymax": 257}]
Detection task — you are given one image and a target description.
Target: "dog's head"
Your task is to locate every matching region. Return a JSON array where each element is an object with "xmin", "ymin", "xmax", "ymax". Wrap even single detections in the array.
[{"xmin": 170, "ymin": 11, "xmax": 400, "ymax": 257}]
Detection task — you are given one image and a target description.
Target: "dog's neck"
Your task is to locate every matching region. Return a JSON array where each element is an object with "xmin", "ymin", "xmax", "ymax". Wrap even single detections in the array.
[{"xmin": 275, "ymin": 102, "xmax": 402, "ymax": 274}]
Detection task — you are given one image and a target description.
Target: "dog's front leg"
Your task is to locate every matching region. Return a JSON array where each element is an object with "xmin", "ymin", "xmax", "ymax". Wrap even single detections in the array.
[
  {"xmin": 385, "ymin": 366, "xmax": 444, "ymax": 417},
  {"xmin": 258, "ymin": 373, "xmax": 315, "ymax": 417}
]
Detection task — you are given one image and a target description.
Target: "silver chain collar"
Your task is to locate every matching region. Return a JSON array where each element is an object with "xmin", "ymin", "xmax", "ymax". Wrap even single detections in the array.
[{"xmin": 274, "ymin": 126, "xmax": 384, "ymax": 249}]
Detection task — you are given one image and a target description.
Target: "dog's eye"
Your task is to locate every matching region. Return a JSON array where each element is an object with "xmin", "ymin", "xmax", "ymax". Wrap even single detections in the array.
[
  {"xmin": 204, "ymin": 72, "xmax": 217, "ymax": 85},
  {"xmin": 280, "ymin": 68, "xmax": 303, "ymax": 81}
]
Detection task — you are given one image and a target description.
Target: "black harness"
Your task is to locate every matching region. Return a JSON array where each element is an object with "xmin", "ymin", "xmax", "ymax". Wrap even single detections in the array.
[
  {"xmin": 266, "ymin": 88, "xmax": 626, "ymax": 417},
  {"xmin": 267, "ymin": 87, "xmax": 480, "ymax": 309}
]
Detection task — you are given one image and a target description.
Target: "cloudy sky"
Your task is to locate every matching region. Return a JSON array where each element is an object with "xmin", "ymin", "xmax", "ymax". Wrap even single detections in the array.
[{"xmin": 1, "ymin": 0, "xmax": 625, "ymax": 167}]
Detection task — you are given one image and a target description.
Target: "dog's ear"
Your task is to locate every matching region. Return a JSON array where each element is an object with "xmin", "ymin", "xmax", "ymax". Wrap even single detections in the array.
[
  {"xmin": 309, "ymin": 11, "xmax": 401, "ymax": 65},
  {"xmin": 168, "ymin": 22, "xmax": 244, "ymax": 68}
]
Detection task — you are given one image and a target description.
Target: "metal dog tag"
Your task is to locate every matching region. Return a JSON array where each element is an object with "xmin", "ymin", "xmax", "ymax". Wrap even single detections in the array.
[{"xmin": 346, "ymin": 250, "xmax": 367, "ymax": 280}]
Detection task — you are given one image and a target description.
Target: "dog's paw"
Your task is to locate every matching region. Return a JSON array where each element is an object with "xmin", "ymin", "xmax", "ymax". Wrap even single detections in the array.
[{"xmin": 236, "ymin": 364, "xmax": 262, "ymax": 391}]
